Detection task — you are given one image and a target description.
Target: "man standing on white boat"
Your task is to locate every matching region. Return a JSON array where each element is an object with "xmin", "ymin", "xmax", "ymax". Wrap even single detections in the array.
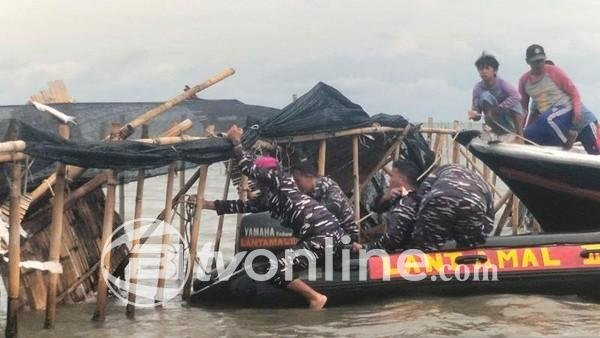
[
  {"xmin": 468, "ymin": 52, "xmax": 525, "ymax": 141},
  {"xmin": 519, "ymin": 44, "xmax": 600, "ymax": 154}
]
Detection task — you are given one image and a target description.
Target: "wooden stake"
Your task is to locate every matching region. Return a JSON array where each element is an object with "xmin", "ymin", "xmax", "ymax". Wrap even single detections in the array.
[
  {"xmin": 213, "ymin": 161, "xmax": 232, "ymax": 258},
  {"xmin": 352, "ymin": 136, "xmax": 361, "ymax": 241},
  {"xmin": 426, "ymin": 117, "xmax": 433, "ymax": 146},
  {"xmin": 235, "ymin": 175, "xmax": 248, "ymax": 254},
  {"xmin": 6, "ymin": 160, "xmax": 22, "ymax": 338},
  {"xmin": 452, "ymin": 121, "xmax": 460, "ymax": 164},
  {"xmin": 92, "ymin": 124, "xmax": 119, "ymax": 322},
  {"xmin": 126, "ymin": 125, "xmax": 148, "ymax": 318},
  {"xmin": 44, "ymin": 123, "xmax": 70, "ymax": 329},
  {"xmin": 493, "ymin": 195, "xmax": 513, "ymax": 236},
  {"xmin": 155, "ymin": 164, "xmax": 176, "ymax": 304},
  {"xmin": 179, "ymin": 161, "xmax": 186, "ymax": 243},
  {"xmin": 318, "ymin": 140, "xmax": 327, "ymax": 176},
  {"xmin": 182, "ymin": 165, "xmax": 209, "ymax": 300},
  {"xmin": 511, "ymin": 197, "xmax": 520, "ymax": 235}
]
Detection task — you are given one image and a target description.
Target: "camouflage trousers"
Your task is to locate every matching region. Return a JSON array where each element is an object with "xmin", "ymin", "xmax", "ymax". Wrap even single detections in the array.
[
  {"xmin": 270, "ymin": 229, "xmax": 344, "ymax": 287},
  {"xmin": 411, "ymin": 195, "xmax": 489, "ymax": 251}
]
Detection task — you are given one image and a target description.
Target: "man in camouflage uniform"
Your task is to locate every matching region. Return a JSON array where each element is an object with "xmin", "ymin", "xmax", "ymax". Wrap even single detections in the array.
[
  {"xmin": 291, "ymin": 162, "xmax": 358, "ymax": 242},
  {"xmin": 355, "ymin": 160, "xmax": 494, "ymax": 252},
  {"xmin": 206, "ymin": 126, "xmax": 344, "ymax": 309}
]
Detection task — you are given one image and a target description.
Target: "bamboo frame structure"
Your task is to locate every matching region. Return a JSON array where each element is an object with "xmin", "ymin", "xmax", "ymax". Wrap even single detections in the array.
[
  {"xmin": 213, "ymin": 161, "xmax": 232, "ymax": 256},
  {"xmin": 318, "ymin": 140, "xmax": 327, "ymax": 176},
  {"xmin": 27, "ymin": 67, "xmax": 233, "ymax": 208},
  {"xmin": 44, "ymin": 123, "xmax": 70, "ymax": 329}
]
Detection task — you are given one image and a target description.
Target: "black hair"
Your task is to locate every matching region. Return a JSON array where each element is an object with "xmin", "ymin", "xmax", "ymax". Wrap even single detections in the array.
[
  {"xmin": 291, "ymin": 161, "xmax": 319, "ymax": 177},
  {"xmin": 392, "ymin": 159, "xmax": 419, "ymax": 187},
  {"xmin": 475, "ymin": 53, "xmax": 499, "ymax": 71}
]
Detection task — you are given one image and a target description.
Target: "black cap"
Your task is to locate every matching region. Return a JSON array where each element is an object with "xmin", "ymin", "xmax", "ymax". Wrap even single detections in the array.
[{"xmin": 526, "ymin": 44, "xmax": 546, "ymax": 63}]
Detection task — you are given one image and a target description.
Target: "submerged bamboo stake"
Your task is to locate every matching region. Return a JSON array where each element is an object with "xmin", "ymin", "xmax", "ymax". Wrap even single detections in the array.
[
  {"xmin": 6, "ymin": 160, "xmax": 22, "ymax": 338},
  {"xmin": 318, "ymin": 140, "xmax": 327, "ymax": 176},
  {"xmin": 92, "ymin": 124, "xmax": 119, "ymax": 322},
  {"xmin": 44, "ymin": 123, "xmax": 70, "ymax": 329},
  {"xmin": 126, "ymin": 125, "xmax": 148, "ymax": 318},
  {"xmin": 155, "ymin": 164, "xmax": 176, "ymax": 304},
  {"xmin": 352, "ymin": 136, "xmax": 361, "ymax": 241},
  {"xmin": 182, "ymin": 165, "xmax": 209, "ymax": 300}
]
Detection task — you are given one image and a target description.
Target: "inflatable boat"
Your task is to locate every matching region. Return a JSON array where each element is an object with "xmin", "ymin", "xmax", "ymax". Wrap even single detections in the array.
[{"xmin": 190, "ymin": 132, "xmax": 600, "ymax": 307}]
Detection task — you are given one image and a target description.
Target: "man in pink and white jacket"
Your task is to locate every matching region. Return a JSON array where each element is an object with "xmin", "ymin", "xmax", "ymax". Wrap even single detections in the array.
[{"xmin": 519, "ymin": 44, "xmax": 599, "ymax": 154}]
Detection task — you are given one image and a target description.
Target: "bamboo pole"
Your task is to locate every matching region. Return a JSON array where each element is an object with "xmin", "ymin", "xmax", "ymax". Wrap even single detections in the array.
[
  {"xmin": 136, "ymin": 135, "xmax": 203, "ymax": 145},
  {"xmin": 92, "ymin": 124, "xmax": 119, "ymax": 322},
  {"xmin": 494, "ymin": 192, "xmax": 513, "ymax": 214},
  {"xmin": 182, "ymin": 165, "xmax": 209, "ymax": 300},
  {"xmin": 126, "ymin": 125, "xmax": 148, "ymax": 318},
  {"xmin": 44, "ymin": 123, "xmax": 70, "ymax": 329},
  {"xmin": 271, "ymin": 126, "xmax": 407, "ymax": 143},
  {"xmin": 235, "ymin": 175, "xmax": 248, "ymax": 254},
  {"xmin": 426, "ymin": 117, "xmax": 433, "ymax": 145},
  {"xmin": 452, "ymin": 121, "xmax": 460, "ymax": 164},
  {"xmin": 420, "ymin": 127, "xmax": 456, "ymax": 135},
  {"xmin": 122, "ymin": 68, "xmax": 234, "ymax": 139},
  {"xmin": 511, "ymin": 197, "xmax": 520, "ymax": 235},
  {"xmin": 27, "ymin": 65, "xmax": 224, "ymax": 206},
  {"xmin": 360, "ymin": 129, "xmax": 410, "ymax": 191},
  {"xmin": 352, "ymin": 136, "xmax": 361, "ymax": 241},
  {"xmin": 155, "ymin": 164, "xmax": 176, "ymax": 304},
  {"xmin": 213, "ymin": 161, "xmax": 232, "ymax": 257},
  {"xmin": 0, "ymin": 152, "xmax": 27, "ymax": 164},
  {"xmin": 179, "ymin": 161, "xmax": 186, "ymax": 247},
  {"xmin": 318, "ymin": 140, "xmax": 327, "ymax": 176},
  {"xmin": 6, "ymin": 160, "xmax": 22, "ymax": 338},
  {"xmin": 458, "ymin": 147, "xmax": 502, "ymax": 198},
  {"xmin": 493, "ymin": 195, "xmax": 514, "ymax": 236},
  {"xmin": 118, "ymin": 116, "xmax": 126, "ymax": 221},
  {"xmin": 0, "ymin": 140, "xmax": 26, "ymax": 153}
]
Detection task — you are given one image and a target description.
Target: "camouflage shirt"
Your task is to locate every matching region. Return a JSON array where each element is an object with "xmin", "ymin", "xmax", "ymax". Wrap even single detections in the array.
[
  {"xmin": 214, "ymin": 147, "xmax": 342, "ymax": 239},
  {"xmin": 309, "ymin": 176, "xmax": 358, "ymax": 242}
]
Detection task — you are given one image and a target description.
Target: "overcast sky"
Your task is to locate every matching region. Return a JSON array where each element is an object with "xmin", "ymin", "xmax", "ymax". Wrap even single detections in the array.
[{"xmin": 2, "ymin": 1, "xmax": 600, "ymax": 122}]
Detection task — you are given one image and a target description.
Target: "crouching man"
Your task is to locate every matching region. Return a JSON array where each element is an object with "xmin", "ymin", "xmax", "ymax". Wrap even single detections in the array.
[{"xmin": 353, "ymin": 160, "xmax": 494, "ymax": 252}]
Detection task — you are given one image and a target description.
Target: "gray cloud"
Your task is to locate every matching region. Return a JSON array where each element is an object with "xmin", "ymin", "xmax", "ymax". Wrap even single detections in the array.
[{"xmin": 2, "ymin": 0, "xmax": 600, "ymax": 123}]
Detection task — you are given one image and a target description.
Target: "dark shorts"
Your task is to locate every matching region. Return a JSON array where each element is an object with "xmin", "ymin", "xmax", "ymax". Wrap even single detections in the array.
[{"xmin": 411, "ymin": 195, "xmax": 489, "ymax": 251}]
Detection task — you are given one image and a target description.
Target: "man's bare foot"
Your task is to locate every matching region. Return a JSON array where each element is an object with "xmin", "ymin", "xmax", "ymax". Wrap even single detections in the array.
[
  {"xmin": 309, "ymin": 294, "xmax": 327, "ymax": 310},
  {"xmin": 564, "ymin": 130, "xmax": 578, "ymax": 149}
]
